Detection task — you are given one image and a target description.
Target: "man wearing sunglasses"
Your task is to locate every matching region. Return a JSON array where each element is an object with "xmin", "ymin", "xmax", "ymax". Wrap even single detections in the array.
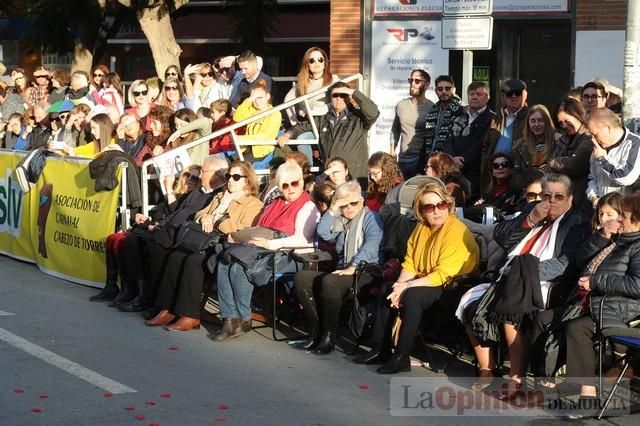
[
  {"xmin": 391, "ymin": 69, "xmax": 434, "ymax": 178},
  {"xmin": 277, "ymin": 81, "xmax": 380, "ymax": 187},
  {"xmin": 586, "ymin": 107, "xmax": 640, "ymax": 208},
  {"xmin": 423, "ymin": 75, "xmax": 463, "ymax": 156},
  {"xmin": 481, "ymin": 78, "xmax": 528, "ymax": 179}
]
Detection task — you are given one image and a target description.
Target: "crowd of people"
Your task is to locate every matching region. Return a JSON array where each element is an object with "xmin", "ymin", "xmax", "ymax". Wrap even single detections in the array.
[{"xmin": 1, "ymin": 48, "xmax": 639, "ymax": 419}]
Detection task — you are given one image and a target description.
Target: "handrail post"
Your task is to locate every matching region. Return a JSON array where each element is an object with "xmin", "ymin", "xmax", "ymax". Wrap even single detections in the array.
[
  {"xmin": 119, "ymin": 163, "xmax": 129, "ymax": 232},
  {"xmin": 141, "ymin": 164, "xmax": 149, "ymax": 217}
]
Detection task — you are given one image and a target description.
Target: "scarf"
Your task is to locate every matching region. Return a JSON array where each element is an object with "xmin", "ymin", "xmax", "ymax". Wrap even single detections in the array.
[
  {"xmin": 211, "ymin": 190, "xmax": 244, "ymax": 222},
  {"xmin": 343, "ymin": 207, "xmax": 367, "ymax": 265},
  {"xmin": 258, "ymin": 191, "xmax": 311, "ymax": 236}
]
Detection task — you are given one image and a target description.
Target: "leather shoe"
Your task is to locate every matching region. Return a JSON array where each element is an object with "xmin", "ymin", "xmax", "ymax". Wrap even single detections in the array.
[
  {"xmin": 289, "ymin": 327, "xmax": 320, "ymax": 350},
  {"xmin": 236, "ymin": 319, "xmax": 252, "ymax": 334},
  {"xmin": 145, "ymin": 309, "xmax": 175, "ymax": 326},
  {"xmin": 141, "ymin": 307, "xmax": 161, "ymax": 321},
  {"xmin": 118, "ymin": 297, "xmax": 149, "ymax": 313},
  {"xmin": 165, "ymin": 316, "xmax": 200, "ymax": 331},
  {"xmin": 311, "ymin": 331, "xmax": 335, "ymax": 355},
  {"xmin": 377, "ymin": 354, "xmax": 411, "ymax": 374},
  {"xmin": 210, "ymin": 318, "xmax": 245, "ymax": 342},
  {"xmin": 89, "ymin": 287, "xmax": 118, "ymax": 302},
  {"xmin": 353, "ymin": 349, "xmax": 392, "ymax": 365}
]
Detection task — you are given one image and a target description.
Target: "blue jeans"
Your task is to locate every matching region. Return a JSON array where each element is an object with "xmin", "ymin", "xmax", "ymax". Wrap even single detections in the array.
[
  {"xmin": 295, "ymin": 131, "xmax": 315, "ymax": 164},
  {"xmin": 216, "ymin": 256, "xmax": 303, "ymax": 320}
]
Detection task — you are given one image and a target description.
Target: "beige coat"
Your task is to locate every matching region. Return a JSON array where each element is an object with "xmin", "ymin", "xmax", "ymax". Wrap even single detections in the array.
[{"xmin": 195, "ymin": 193, "xmax": 263, "ymax": 235}]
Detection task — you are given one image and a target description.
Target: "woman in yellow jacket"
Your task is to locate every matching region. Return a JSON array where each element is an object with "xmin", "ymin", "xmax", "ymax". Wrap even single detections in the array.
[
  {"xmin": 232, "ymin": 79, "xmax": 281, "ymax": 166},
  {"xmin": 354, "ymin": 180, "xmax": 480, "ymax": 374}
]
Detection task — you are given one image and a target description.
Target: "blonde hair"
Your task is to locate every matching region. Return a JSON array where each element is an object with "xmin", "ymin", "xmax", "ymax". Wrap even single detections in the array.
[{"xmin": 413, "ymin": 182, "xmax": 455, "ymax": 224}]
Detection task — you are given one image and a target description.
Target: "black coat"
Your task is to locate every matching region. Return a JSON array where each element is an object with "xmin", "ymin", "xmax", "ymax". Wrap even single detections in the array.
[
  {"xmin": 445, "ymin": 107, "xmax": 496, "ymax": 178},
  {"xmin": 88, "ymin": 150, "xmax": 142, "ymax": 208},
  {"xmin": 579, "ymin": 230, "xmax": 640, "ymax": 329},
  {"xmin": 493, "ymin": 203, "xmax": 591, "ymax": 284}
]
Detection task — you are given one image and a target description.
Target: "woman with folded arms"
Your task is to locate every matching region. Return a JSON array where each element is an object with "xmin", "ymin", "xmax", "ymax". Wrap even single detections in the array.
[{"xmin": 146, "ymin": 161, "xmax": 263, "ymax": 331}]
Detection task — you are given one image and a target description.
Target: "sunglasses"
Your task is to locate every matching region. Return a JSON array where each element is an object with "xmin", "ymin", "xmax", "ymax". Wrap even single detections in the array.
[
  {"xmin": 281, "ymin": 180, "xmax": 301, "ymax": 191},
  {"xmin": 225, "ymin": 173, "xmax": 247, "ymax": 182},
  {"xmin": 408, "ymin": 78, "xmax": 426, "ymax": 85},
  {"xmin": 187, "ymin": 173, "xmax": 201, "ymax": 181},
  {"xmin": 133, "ymin": 90, "xmax": 148, "ymax": 97},
  {"xmin": 421, "ymin": 201, "xmax": 449, "ymax": 214},
  {"xmin": 339, "ymin": 201, "xmax": 360, "ymax": 209},
  {"xmin": 504, "ymin": 90, "xmax": 523, "ymax": 97},
  {"xmin": 492, "ymin": 161, "xmax": 512, "ymax": 170},
  {"xmin": 164, "ymin": 86, "xmax": 179, "ymax": 92},
  {"xmin": 436, "ymin": 86, "xmax": 453, "ymax": 92},
  {"xmin": 166, "ymin": 72, "xmax": 178, "ymax": 77},
  {"xmin": 332, "ymin": 93, "xmax": 349, "ymax": 99},
  {"xmin": 309, "ymin": 57, "xmax": 325, "ymax": 64},
  {"xmin": 58, "ymin": 113, "xmax": 69, "ymax": 120},
  {"xmin": 34, "ymin": 74, "xmax": 49, "ymax": 79},
  {"xmin": 93, "ymin": 73, "xmax": 104, "ymax": 78},
  {"xmin": 542, "ymin": 192, "xmax": 567, "ymax": 202},
  {"xmin": 526, "ymin": 191, "xmax": 541, "ymax": 200},
  {"xmin": 200, "ymin": 71, "xmax": 215, "ymax": 77}
]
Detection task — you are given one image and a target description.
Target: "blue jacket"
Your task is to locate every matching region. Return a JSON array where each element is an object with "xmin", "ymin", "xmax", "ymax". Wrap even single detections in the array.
[{"xmin": 317, "ymin": 207, "xmax": 384, "ymax": 269}]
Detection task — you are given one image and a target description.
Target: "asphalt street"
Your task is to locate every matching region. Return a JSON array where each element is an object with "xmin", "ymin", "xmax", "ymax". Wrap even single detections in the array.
[{"xmin": 1, "ymin": 254, "xmax": 639, "ymax": 425}]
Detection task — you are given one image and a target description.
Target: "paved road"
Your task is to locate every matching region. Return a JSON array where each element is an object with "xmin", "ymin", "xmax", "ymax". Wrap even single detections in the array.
[{"xmin": 0, "ymin": 255, "xmax": 638, "ymax": 425}]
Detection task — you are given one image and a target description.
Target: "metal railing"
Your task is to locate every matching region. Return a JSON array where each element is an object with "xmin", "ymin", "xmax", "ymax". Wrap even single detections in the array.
[{"xmin": 139, "ymin": 73, "xmax": 364, "ymax": 216}]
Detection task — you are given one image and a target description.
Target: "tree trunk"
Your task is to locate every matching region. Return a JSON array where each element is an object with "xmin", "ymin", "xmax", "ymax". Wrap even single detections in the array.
[
  {"xmin": 624, "ymin": 0, "xmax": 640, "ymax": 131},
  {"xmin": 138, "ymin": 6, "xmax": 182, "ymax": 78},
  {"xmin": 71, "ymin": 41, "xmax": 94, "ymax": 75}
]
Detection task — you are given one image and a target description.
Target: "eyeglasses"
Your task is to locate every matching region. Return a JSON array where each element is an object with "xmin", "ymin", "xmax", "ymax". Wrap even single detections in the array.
[
  {"xmin": 504, "ymin": 90, "xmax": 523, "ymax": 97},
  {"xmin": 582, "ymin": 94, "xmax": 603, "ymax": 101},
  {"xmin": 281, "ymin": 180, "xmax": 301, "ymax": 191},
  {"xmin": 132, "ymin": 90, "xmax": 148, "ymax": 97},
  {"xmin": 309, "ymin": 57, "xmax": 325, "ymax": 64},
  {"xmin": 339, "ymin": 201, "xmax": 361, "ymax": 209},
  {"xmin": 368, "ymin": 170, "xmax": 382, "ymax": 178},
  {"xmin": 492, "ymin": 161, "xmax": 512, "ymax": 170},
  {"xmin": 542, "ymin": 192, "xmax": 567, "ymax": 202},
  {"xmin": 164, "ymin": 86, "xmax": 179, "ymax": 92},
  {"xmin": 408, "ymin": 78, "xmax": 426, "ymax": 85},
  {"xmin": 526, "ymin": 191, "xmax": 542, "ymax": 200},
  {"xmin": 436, "ymin": 86, "xmax": 453, "ymax": 92},
  {"xmin": 225, "ymin": 173, "xmax": 247, "ymax": 182},
  {"xmin": 420, "ymin": 201, "xmax": 449, "ymax": 214},
  {"xmin": 93, "ymin": 73, "xmax": 104, "ymax": 78},
  {"xmin": 200, "ymin": 72, "xmax": 215, "ymax": 78},
  {"xmin": 332, "ymin": 93, "xmax": 348, "ymax": 99}
]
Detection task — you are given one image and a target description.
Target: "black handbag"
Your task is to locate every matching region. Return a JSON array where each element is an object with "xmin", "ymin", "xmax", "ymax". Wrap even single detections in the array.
[
  {"xmin": 173, "ymin": 222, "xmax": 223, "ymax": 253},
  {"xmin": 223, "ymin": 243, "xmax": 298, "ymax": 287}
]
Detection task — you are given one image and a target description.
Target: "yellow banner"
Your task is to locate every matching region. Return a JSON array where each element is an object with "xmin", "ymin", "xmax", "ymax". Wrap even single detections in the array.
[{"xmin": 0, "ymin": 151, "xmax": 120, "ymax": 287}]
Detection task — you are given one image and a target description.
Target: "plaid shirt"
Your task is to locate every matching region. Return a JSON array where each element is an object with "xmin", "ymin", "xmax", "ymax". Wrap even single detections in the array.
[{"xmin": 27, "ymin": 85, "xmax": 50, "ymax": 106}]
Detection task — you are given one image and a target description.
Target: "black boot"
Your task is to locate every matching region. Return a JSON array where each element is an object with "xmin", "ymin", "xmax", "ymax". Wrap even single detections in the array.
[
  {"xmin": 377, "ymin": 353, "xmax": 411, "ymax": 374},
  {"xmin": 312, "ymin": 331, "xmax": 335, "ymax": 355},
  {"xmin": 119, "ymin": 279, "xmax": 149, "ymax": 312},
  {"xmin": 353, "ymin": 348, "xmax": 392, "ymax": 365},
  {"xmin": 289, "ymin": 287, "xmax": 321, "ymax": 350},
  {"xmin": 108, "ymin": 279, "xmax": 137, "ymax": 308},
  {"xmin": 91, "ymin": 251, "xmax": 120, "ymax": 302}
]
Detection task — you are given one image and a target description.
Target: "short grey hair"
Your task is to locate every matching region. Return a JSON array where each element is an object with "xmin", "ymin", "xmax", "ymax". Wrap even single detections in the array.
[
  {"xmin": 203, "ymin": 154, "xmax": 228, "ymax": 173},
  {"xmin": 275, "ymin": 162, "xmax": 303, "ymax": 187},
  {"xmin": 541, "ymin": 172, "xmax": 572, "ymax": 195},
  {"xmin": 333, "ymin": 180, "xmax": 362, "ymax": 201}
]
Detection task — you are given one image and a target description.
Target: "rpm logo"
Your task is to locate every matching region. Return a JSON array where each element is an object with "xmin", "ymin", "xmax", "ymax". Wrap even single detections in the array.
[
  {"xmin": 399, "ymin": 0, "xmax": 417, "ymax": 4},
  {"xmin": 387, "ymin": 28, "xmax": 418, "ymax": 42}
]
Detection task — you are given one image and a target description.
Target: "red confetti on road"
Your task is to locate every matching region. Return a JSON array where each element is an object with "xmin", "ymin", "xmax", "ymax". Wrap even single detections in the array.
[
  {"xmin": 31, "ymin": 408, "xmax": 42, "ymax": 413},
  {"xmin": 135, "ymin": 415, "xmax": 146, "ymax": 421},
  {"xmin": 39, "ymin": 394, "xmax": 48, "ymax": 399},
  {"xmin": 217, "ymin": 403, "xmax": 228, "ymax": 410},
  {"xmin": 104, "ymin": 392, "xmax": 113, "ymax": 398},
  {"xmin": 215, "ymin": 418, "xmax": 226, "ymax": 423},
  {"xmin": 149, "ymin": 423, "xmax": 160, "ymax": 426},
  {"xmin": 125, "ymin": 405, "xmax": 135, "ymax": 411},
  {"xmin": 168, "ymin": 346, "xmax": 179, "ymax": 351},
  {"xmin": 145, "ymin": 401, "xmax": 156, "ymax": 406},
  {"xmin": 160, "ymin": 393, "xmax": 171, "ymax": 398},
  {"xmin": 358, "ymin": 384, "xmax": 369, "ymax": 390},
  {"xmin": 14, "ymin": 388, "xmax": 24, "ymax": 393}
]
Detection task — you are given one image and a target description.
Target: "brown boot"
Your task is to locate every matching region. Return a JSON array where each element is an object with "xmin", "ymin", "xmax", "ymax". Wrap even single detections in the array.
[
  {"xmin": 145, "ymin": 309, "xmax": 175, "ymax": 327},
  {"xmin": 210, "ymin": 318, "xmax": 241, "ymax": 342}
]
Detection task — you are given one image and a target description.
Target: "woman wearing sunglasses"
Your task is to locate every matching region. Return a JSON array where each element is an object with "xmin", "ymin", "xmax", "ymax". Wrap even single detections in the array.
[
  {"xmin": 292, "ymin": 180, "xmax": 384, "ymax": 353},
  {"xmin": 212, "ymin": 162, "xmax": 321, "ymax": 341},
  {"xmin": 127, "ymin": 79, "xmax": 155, "ymax": 131},
  {"xmin": 184, "ymin": 62, "xmax": 222, "ymax": 112},
  {"xmin": 146, "ymin": 161, "xmax": 263, "ymax": 331},
  {"xmin": 158, "ymin": 77, "xmax": 186, "ymax": 112},
  {"xmin": 474, "ymin": 152, "xmax": 520, "ymax": 216},
  {"xmin": 354, "ymin": 179, "xmax": 480, "ymax": 373},
  {"xmin": 163, "ymin": 65, "xmax": 183, "ymax": 83}
]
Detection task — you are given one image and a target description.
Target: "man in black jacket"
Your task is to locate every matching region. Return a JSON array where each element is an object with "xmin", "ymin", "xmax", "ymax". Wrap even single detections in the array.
[
  {"xmin": 277, "ymin": 81, "xmax": 380, "ymax": 187},
  {"xmin": 103, "ymin": 155, "xmax": 228, "ymax": 312}
]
